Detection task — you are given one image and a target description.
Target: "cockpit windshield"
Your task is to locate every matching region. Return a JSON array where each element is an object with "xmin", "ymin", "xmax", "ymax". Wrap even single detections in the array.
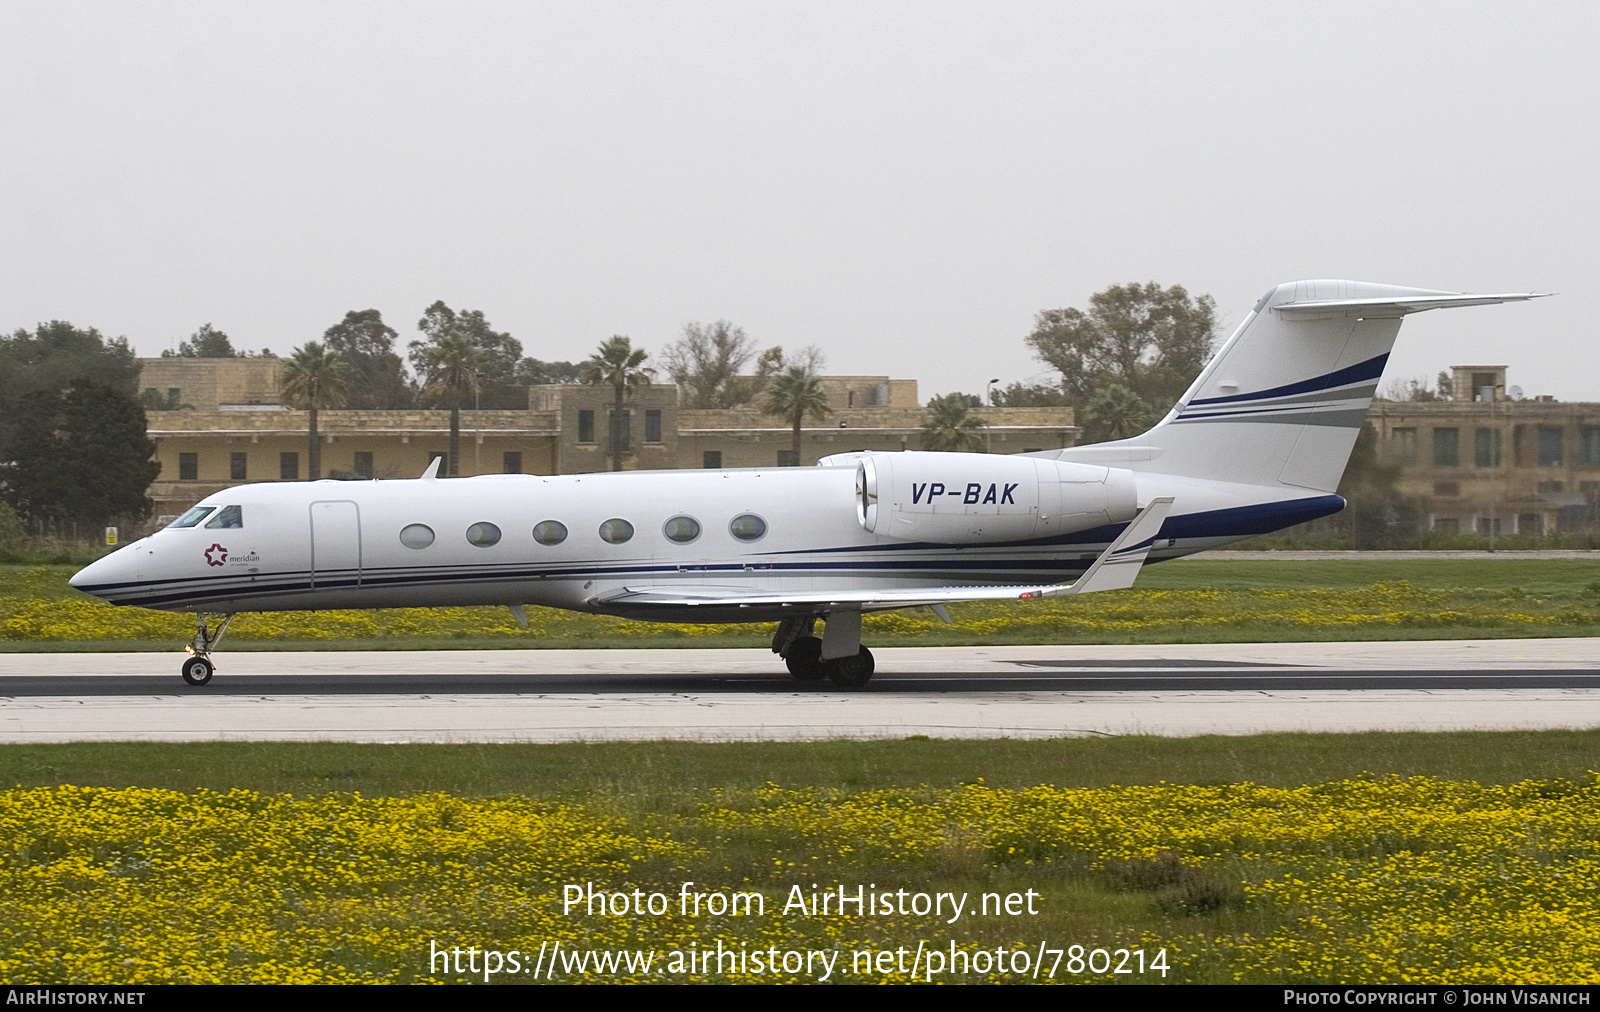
[
  {"xmin": 169, "ymin": 507, "xmax": 215, "ymax": 529},
  {"xmin": 204, "ymin": 505, "xmax": 244, "ymax": 529}
]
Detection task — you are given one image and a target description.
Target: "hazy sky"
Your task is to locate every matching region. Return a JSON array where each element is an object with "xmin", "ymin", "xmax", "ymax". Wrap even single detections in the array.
[{"xmin": 3, "ymin": 2, "xmax": 1595, "ymax": 401}]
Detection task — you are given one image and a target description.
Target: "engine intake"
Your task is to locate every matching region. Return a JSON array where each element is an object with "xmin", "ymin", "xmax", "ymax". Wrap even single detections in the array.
[{"xmin": 852, "ymin": 451, "xmax": 1137, "ymax": 544}]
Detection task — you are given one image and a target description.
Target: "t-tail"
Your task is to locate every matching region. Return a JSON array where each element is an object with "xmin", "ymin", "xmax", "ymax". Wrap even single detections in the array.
[{"xmin": 1042, "ymin": 280, "xmax": 1547, "ymax": 492}]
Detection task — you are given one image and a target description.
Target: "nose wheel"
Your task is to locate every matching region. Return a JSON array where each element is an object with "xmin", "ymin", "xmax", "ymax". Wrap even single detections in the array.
[{"xmin": 181, "ymin": 656, "xmax": 215, "ymax": 686}]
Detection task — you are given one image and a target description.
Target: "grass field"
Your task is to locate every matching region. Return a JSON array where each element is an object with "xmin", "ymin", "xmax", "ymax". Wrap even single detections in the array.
[
  {"xmin": 7, "ymin": 557, "xmax": 1600, "ymax": 650},
  {"xmin": 2, "ymin": 733, "xmax": 1598, "ymax": 985}
]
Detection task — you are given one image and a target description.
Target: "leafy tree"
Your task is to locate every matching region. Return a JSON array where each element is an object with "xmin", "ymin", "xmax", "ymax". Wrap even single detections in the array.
[
  {"xmin": 0, "ymin": 380, "xmax": 159, "ymax": 529},
  {"xmin": 0, "ymin": 501, "xmax": 26, "ymax": 557},
  {"xmin": 920, "ymin": 392, "xmax": 988, "ymax": 452},
  {"xmin": 0, "ymin": 321, "xmax": 141, "ymax": 458},
  {"xmin": 159, "ymin": 323, "xmax": 272, "ymax": 358},
  {"xmin": 1084, "ymin": 383, "xmax": 1157, "ymax": 442},
  {"xmin": 418, "ymin": 331, "xmax": 484, "ymax": 477},
  {"xmin": 661, "ymin": 320, "xmax": 757, "ymax": 408},
  {"xmin": 581, "ymin": 337, "xmax": 653, "ymax": 471},
  {"xmin": 322, "ymin": 310, "xmax": 411, "ymax": 409},
  {"xmin": 410, "ymin": 302, "xmax": 525, "ymax": 409},
  {"xmin": 1025, "ymin": 282, "xmax": 1216, "ymax": 431},
  {"xmin": 280, "ymin": 342, "xmax": 350, "ymax": 480},
  {"xmin": 1381, "ymin": 372, "xmax": 1453, "ymax": 403},
  {"xmin": 762, "ymin": 358, "xmax": 831, "ymax": 465},
  {"xmin": 515, "ymin": 358, "xmax": 583, "ymax": 386},
  {"xmin": 989, "ymin": 381, "xmax": 1070, "ymax": 407},
  {"xmin": 1336, "ymin": 423, "xmax": 1422, "ymax": 548}
]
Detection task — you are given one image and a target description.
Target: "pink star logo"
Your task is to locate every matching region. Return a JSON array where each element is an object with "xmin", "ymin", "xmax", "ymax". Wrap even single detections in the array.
[{"xmin": 204, "ymin": 544, "xmax": 228, "ymax": 566}]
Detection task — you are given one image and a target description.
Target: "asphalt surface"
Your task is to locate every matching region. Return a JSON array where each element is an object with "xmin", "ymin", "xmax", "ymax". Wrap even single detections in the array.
[
  {"xmin": 6, "ymin": 660, "xmax": 1600, "ymax": 696},
  {"xmin": 4, "ymin": 642, "xmax": 1599, "ymax": 742}
]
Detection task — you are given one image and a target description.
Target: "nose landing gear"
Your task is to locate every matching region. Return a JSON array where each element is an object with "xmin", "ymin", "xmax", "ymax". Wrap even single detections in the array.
[{"xmin": 182, "ymin": 612, "xmax": 236, "ymax": 686}]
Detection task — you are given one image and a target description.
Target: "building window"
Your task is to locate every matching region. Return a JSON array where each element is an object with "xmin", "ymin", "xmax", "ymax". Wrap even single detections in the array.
[
  {"xmin": 777, "ymin": 449, "xmax": 800, "ymax": 467},
  {"xmin": 1474, "ymin": 428, "xmax": 1502, "ymax": 468},
  {"xmin": 230, "ymin": 452, "xmax": 247, "ymax": 481},
  {"xmin": 1518, "ymin": 513, "xmax": 1545, "ymax": 536},
  {"xmin": 280, "ymin": 452, "xmax": 299, "ymax": 480},
  {"xmin": 1558, "ymin": 505, "xmax": 1589, "ymax": 533},
  {"xmin": 702, "ymin": 451, "xmax": 722, "ymax": 469},
  {"xmin": 610, "ymin": 410, "xmax": 631, "ymax": 452},
  {"xmin": 645, "ymin": 409, "xmax": 662, "ymax": 443},
  {"xmin": 354, "ymin": 452, "xmax": 373, "ymax": 478},
  {"xmin": 1391, "ymin": 427, "xmax": 1418, "ymax": 465},
  {"xmin": 578, "ymin": 410, "xmax": 595, "ymax": 443},
  {"xmin": 1582, "ymin": 427, "xmax": 1600, "ymax": 467},
  {"xmin": 1432, "ymin": 428, "xmax": 1459, "ymax": 467},
  {"xmin": 1538, "ymin": 427, "xmax": 1564, "ymax": 467},
  {"xmin": 1477, "ymin": 516, "xmax": 1504, "ymax": 536},
  {"xmin": 503, "ymin": 451, "xmax": 522, "ymax": 474},
  {"xmin": 166, "ymin": 388, "xmax": 181, "ymax": 409},
  {"xmin": 1432, "ymin": 517, "xmax": 1459, "ymax": 534},
  {"xmin": 1433, "ymin": 482, "xmax": 1459, "ymax": 498},
  {"xmin": 1538, "ymin": 480, "xmax": 1564, "ymax": 494},
  {"xmin": 179, "ymin": 453, "xmax": 198, "ymax": 481}
]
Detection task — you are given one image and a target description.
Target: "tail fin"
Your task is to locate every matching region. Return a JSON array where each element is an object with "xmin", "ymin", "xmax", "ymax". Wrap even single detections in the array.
[{"xmin": 1049, "ymin": 280, "xmax": 1545, "ymax": 492}]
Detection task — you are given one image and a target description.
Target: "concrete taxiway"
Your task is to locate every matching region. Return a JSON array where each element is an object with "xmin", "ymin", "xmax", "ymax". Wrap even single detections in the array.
[{"xmin": 2, "ymin": 638, "xmax": 1599, "ymax": 743}]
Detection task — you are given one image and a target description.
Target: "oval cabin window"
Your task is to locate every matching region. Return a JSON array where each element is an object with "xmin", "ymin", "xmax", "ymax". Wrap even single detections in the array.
[
  {"xmin": 729, "ymin": 514, "xmax": 768, "ymax": 541},
  {"xmin": 663, "ymin": 516, "xmax": 701, "ymax": 543},
  {"xmin": 598, "ymin": 518, "xmax": 634, "ymax": 544},
  {"xmin": 399, "ymin": 523, "xmax": 435, "ymax": 549},
  {"xmin": 533, "ymin": 520, "xmax": 568, "ymax": 546},
  {"xmin": 466, "ymin": 522, "xmax": 502, "ymax": 547}
]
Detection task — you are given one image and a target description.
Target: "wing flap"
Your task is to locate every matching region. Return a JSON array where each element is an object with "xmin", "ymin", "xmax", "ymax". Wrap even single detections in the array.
[{"xmin": 591, "ymin": 498, "xmax": 1173, "ymax": 611}]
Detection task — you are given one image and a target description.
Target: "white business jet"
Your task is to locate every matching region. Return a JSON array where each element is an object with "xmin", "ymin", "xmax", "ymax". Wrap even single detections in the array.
[{"xmin": 72, "ymin": 280, "xmax": 1543, "ymax": 687}]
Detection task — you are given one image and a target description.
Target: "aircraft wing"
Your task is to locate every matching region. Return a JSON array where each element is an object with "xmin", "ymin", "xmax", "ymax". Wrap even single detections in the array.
[{"xmin": 591, "ymin": 498, "xmax": 1173, "ymax": 611}]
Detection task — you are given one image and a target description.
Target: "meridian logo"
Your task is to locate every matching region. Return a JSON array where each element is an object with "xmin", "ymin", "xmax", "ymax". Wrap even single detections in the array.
[{"xmin": 204, "ymin": 544, "xmax": 228, "ymax": 566}]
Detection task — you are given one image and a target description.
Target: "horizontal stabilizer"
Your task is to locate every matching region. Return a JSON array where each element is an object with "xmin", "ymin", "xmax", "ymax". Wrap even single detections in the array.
[
  {"xmin": 1276, "ymin": 292, "xmax": 1548, "ymax": 318},
  {"xmin": 591, "ymin": 498, "xmax": 1173, "ymax": 612}
]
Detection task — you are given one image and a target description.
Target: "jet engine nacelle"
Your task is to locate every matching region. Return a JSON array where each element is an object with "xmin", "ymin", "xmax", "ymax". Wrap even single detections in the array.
[{"xmin": 848, "ymin": 451, "xmax": 1138, "ymax": 544}]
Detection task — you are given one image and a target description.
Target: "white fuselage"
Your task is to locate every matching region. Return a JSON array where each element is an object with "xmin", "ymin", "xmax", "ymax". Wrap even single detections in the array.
[{"xmin": 69, "ymin": 461, "xmax": 1341, "ymax": 622}]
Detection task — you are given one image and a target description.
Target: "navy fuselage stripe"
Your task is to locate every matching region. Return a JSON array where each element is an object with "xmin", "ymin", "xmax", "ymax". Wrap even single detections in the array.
[{"xmin": 1186, "ymin": 353, "xmax": 1388, "ymax": 406}]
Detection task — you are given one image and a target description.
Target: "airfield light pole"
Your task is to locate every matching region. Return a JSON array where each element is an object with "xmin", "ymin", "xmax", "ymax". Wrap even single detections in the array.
[{"xmin": 984, "ymin": 378, "xmax": 999, "ymax": 453}]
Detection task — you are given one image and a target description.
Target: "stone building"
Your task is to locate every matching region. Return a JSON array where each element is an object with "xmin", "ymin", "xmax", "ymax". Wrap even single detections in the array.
[
  {"xmin": 1369, "ymin": 365, "xmax": 1600, "ymax": 536},
  {"xmin": 139, "ymin": 358, "xmax": 1077, "ymax": 521}
]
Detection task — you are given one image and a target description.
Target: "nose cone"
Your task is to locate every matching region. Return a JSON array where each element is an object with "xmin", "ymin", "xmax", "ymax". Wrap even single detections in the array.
[{"xmin": 70, "ymin": 544, "xmax": 141, "ymax": 601}]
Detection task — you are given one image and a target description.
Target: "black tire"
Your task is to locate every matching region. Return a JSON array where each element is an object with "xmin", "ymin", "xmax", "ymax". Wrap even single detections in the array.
[
  {"xmin": 826, "ymin": 646, "xmax": 875, "ymax": 688},
  {"xmin": 181, "ymin": 656, "xmax": 214, "ymax": 686},
  {"xmin": 784, "ymin": 637, "xmax": 826, "ymax": 681}
]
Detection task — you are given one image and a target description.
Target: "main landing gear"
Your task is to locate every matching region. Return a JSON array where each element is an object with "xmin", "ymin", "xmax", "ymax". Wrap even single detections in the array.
[
  {"xmin": 181, "ymin": 612, "xmax": 236, "ymax": 686},
  {"xmin": 773, "ymin": 614, "xmax": 875, "ymax": 688}
]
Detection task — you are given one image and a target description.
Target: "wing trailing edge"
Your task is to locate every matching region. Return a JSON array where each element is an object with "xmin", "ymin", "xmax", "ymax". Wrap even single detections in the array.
[{"xmin": 591, "ymin": 498, "xmax": 1173, "ymax": 612}]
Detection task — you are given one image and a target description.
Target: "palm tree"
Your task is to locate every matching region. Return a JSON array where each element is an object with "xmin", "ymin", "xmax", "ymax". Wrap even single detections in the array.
[
  {"xmin": 920, "ymin": 392, "xmax": 988, "ymax": 452},
  {"xmin": 419, "ymin": 329, "xmax": 484, "ymax": 476},
  {"xmin": 581, "ymin": 336, "xmax": 652, "ymax": 471},
  {"xmin": 1085, "ymin": 383, "xmax": 1153, "ymax": 442},
  {"xmin": 281, "ymin": 341, "xmax": 350, "ymax": 480},
  {"xmin": 762, "ymin": 365, "xmax": 832, "ymax": 465}
]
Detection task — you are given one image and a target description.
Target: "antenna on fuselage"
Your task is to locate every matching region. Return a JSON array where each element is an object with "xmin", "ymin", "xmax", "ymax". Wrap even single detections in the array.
[{"xmin": 419, "ymin": 456, "xmax": 443, "ymax": 480}]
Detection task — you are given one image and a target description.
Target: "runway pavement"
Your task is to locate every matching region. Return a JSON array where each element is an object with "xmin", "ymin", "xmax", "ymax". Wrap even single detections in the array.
[{"xmin": 2, "ymin": 639, "xmax": 1599, "ymax": 743}]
